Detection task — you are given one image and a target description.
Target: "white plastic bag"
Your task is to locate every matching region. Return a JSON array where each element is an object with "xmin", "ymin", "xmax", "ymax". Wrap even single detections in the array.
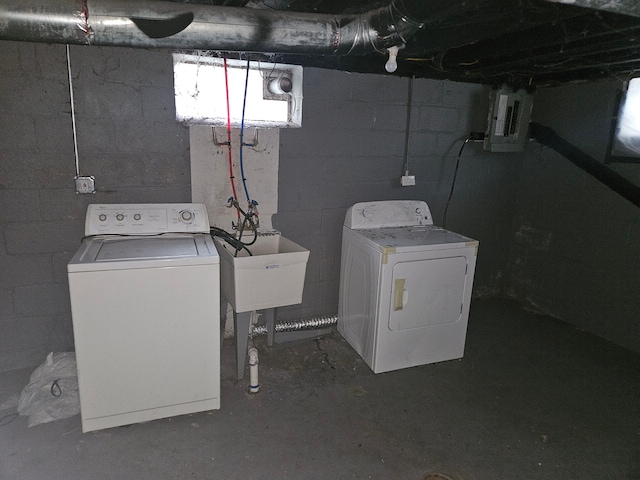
[{"xmin": 18, "ymin": 352, "xmax": 80, "ymax": 427}]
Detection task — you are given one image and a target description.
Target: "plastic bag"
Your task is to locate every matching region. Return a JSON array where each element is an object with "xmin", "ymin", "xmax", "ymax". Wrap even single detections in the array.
[{"xmin": 18, "ymin": 352, "xmax": 80, "ymax": 427}]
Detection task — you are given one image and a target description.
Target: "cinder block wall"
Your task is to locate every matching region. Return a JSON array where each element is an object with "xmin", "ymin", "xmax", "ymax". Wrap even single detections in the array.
[
  {"xmin": 275, "ymin": 70, "xmax": 522, "ymax": 319},
  {"xmin": 0, "ymin": 43, "xmax": 191, "ymax": 371},
  {"xmin": 0, "ymin": 41, "xmax": 521, "ymax": 371},
  {"xmin": 508, "ymin": 80, "xmax": 640, "ymax": 353}
]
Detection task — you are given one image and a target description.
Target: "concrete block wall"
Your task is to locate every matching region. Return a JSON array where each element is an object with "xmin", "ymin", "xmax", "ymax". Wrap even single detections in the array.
[
  {"xmin": 0, "ymin": 42, "xmax": 190, "ymax": 371},
  {"xmin": 509, "ymin": 79, "xmax": 640, "ymax": 353},
  {"xmin": 276, "ymin": 69, "xmax": 523, "ymax": 319},
  {"xmin": 0, "ymin": 41, "xmax": 524, "ymax": 371}
]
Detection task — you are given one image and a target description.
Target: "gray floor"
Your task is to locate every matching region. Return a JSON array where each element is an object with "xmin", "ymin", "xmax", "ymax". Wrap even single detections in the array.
[{"xmin": 1, "ymin": 298, "xmax": 639, "ymax": 480}]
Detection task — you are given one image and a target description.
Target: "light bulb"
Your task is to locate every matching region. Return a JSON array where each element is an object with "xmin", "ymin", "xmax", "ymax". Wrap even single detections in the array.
[{"xmin": 385, "ymin": 46, "xmax": 399, "ymax": 73}]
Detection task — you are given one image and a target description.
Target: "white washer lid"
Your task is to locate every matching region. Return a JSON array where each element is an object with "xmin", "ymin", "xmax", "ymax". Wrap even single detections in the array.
[
  {"xmin": 68, "ymin": 234, "xmax": 219, "ymax": 272},
  {"xmin": 347, "ymin": 225, "xmax": 478, "ymax": 253},
  {"xmin": 96, "ymin": 237, "xmax": 198, "ymax": 261}
]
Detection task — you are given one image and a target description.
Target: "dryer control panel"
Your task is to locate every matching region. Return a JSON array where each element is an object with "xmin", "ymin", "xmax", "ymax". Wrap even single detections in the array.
[
  {"xmin": 85, "ymin": 203, "xmax": 210, "ymax": 236},
  {"xmin": 345, "ymin": 200, "xmax": 433, "ymax": 229}
]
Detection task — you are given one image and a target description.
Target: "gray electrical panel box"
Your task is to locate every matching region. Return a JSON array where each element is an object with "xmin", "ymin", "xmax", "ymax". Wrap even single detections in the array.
[{"xmin": 484, "ymin": 87, "xmax": 534, "ymax": 152}]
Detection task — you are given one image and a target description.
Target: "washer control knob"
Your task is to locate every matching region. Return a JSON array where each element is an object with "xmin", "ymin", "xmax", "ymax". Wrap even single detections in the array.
[
  {"xmin": 98, "ymin": 214, "xmax": 107, "ymax": 222},
  {"xmin": 180, "ymin": 209, "xmax": 194, "ymax": 223},
  {"xmin": 116, "ymin": 214, "xmax": 125, "ymax": 221},
  {"xmin": 133, "ymin": 213, "xmax": 141, "ymax": 221}
]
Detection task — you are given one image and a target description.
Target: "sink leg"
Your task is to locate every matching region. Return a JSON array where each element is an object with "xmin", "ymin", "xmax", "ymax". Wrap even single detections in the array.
[
  {"xmin": 264, "ymin": 308, "xmax": 277, "ymax": 346},
  {"xmin": 220, "ymin": 299, "xmax": 228, "ymax": 350},
  {"xmin": 234, "ymin": 310, "xmax": 251, "ymax": 380}
]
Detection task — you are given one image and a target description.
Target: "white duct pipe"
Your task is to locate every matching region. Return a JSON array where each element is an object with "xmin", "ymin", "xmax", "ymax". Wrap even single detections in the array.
[{"xmin": 248, "ymin": 346, "xmax": 259, "ymax": 394}]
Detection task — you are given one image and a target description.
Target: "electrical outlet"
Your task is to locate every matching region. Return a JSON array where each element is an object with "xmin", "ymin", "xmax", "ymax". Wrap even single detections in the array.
[
  {"xmin": 75, "ymin": 176, "xmax": 96, "ymax": 194},
  {"xmin": 401, "ymin": 175, "xmax": 416, "ymax": 187}
]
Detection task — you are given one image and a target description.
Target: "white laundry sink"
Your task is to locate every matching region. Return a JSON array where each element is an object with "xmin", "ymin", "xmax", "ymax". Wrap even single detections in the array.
[{"xmin": 214, "ymin": 234, "xmax": 309, "ymax": 313}]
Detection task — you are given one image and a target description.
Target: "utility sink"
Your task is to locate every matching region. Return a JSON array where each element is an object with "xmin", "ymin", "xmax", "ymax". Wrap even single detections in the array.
[{"xmin": 214, "ymin": 234, "xmax": 309, "ymax": 313}]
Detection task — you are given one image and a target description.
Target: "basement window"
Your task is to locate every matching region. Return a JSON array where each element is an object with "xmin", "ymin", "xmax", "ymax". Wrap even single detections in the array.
[
  {"xmin": 608, "ymin": 76, "xmax": 640, "ymax": 162},
  {"xmin": 172, "ymin": 53, "xmax": 303, "ymax": 128}
]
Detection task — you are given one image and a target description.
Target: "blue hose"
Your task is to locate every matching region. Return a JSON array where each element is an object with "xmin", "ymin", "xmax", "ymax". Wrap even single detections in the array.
[{"xmin": 239, "ymin": 58, "xmax": 251, "ymax": 205}]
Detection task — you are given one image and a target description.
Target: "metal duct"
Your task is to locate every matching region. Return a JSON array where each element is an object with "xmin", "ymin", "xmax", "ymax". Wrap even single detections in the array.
[
  {"xmin": 251, "ymin": 314, "xmax": 337, "ymax": 336},
  {"xmin": 0, "ymin": 0, "xmax": 570, "ymax": 58},
  {"xmin": 0, "ymin": 0, "xmax": 425, "ymax": 55}
]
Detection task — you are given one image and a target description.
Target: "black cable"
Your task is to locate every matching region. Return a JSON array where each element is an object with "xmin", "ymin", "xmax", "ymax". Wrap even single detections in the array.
[
  {"xmin": 401, "ymin": 77, "xmax": 413, "ymax": 176},
  {"xmin": 230, "ymin": 202, "xmax": 259, "ymax": 247},
  {"xmin": 51, "ymin": 379, "xmax": 62, "ymax": 397},
  {"xmin": 210, "ymin": 226, "xmax": 253, "ymax": 257},
  {"xmin": 233, "ymin": 216, "xmax": 249, "ymax": 257},
  {"xmin": 80, "ymin": 232, "xmax": 186, "ymax": 243},
  {"xmin": 210, "ymin": 206, "xmax": 258, "ymax": 257},
  {"xmin": 442, "ymin": 135, "xmax": 473, "ymax": 229}
]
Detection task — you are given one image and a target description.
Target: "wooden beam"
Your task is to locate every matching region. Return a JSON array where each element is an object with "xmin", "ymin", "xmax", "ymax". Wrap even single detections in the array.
[{"xmin": 544, "ymin": 0, "xmax": 640, "ymax": 18}]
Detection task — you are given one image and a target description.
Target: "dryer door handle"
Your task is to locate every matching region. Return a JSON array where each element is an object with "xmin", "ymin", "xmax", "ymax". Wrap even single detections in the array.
[{"xmin": 393, "ymin": 278, "xmax": 408, "ymax": 311}]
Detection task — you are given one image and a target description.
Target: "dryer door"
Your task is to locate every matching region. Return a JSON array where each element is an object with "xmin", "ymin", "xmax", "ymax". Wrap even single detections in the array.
[{"xmin": 388, "ymin": 256, "xmax": 468, "ymax": 331}]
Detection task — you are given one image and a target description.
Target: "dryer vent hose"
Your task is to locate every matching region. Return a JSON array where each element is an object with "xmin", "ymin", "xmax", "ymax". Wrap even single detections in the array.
[{"xmin": 251, "ymin": 314, "xmax": 337, "ymax": 336}]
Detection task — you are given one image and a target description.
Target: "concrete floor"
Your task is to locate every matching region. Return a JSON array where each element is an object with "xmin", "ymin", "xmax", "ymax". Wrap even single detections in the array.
[{"xmin": 1, "ymin": 298, "xmax": 639, "ymax": 480}]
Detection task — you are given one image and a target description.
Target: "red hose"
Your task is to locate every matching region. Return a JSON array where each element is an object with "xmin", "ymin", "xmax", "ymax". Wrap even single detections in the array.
[{"xmin": 223, "ymin": 57, "xmax": 239, "ymax": 218}]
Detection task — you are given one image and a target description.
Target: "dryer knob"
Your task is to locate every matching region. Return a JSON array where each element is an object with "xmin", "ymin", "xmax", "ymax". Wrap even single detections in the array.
[
  {"xmin": 362, "ymin": 207, "xmax": 374, "ymax": 219},
  {"xmin": 116, "ymin": 214, "xmax": 124, "ymax": 221}
]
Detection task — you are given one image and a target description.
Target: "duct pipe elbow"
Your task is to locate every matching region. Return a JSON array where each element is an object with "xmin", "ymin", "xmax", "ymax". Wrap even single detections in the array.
[{"xmin": 335, "ymin": 1, "xmax": 423, "ymax": 55}]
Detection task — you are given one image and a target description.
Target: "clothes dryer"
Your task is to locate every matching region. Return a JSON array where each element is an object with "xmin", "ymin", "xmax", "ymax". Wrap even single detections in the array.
[{"xmin": 338, "ymin": 200, "xmax": 478, "ymax": 373}]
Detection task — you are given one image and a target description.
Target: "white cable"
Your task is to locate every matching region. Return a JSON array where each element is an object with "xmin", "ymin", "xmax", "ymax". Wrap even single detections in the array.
[{"xmin": 66, "ymin": 44, "xmax": 80, "ymax": 177}]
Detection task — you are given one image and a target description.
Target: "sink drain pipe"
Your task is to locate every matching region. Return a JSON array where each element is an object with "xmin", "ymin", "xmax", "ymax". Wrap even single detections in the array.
[
  {"xmin": 248, "ymin": 346, "xmax": 259, "ymax": 394},
  {"xmin": 250, "ymin": 314, "xmax": 337, "ymax": 336},
  {"xmin": 246, "ymin": 314, "xmax": 336, "ymax": 393}
]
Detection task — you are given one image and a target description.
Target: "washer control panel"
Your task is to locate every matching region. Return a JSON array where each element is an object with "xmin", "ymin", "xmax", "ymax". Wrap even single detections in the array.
[
  {"xmin": 345, "ymin": 200, "xmax": 433, "ymax": 229},
  {"xmin": 85, "ymin": 203, "xmax": 210, "ymax": 236}
]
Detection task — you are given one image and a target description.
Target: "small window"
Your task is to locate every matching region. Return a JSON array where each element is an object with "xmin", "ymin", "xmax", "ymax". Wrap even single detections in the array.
[
  {"xmin": 173, "ymin": 53, "xmax": 303, "ymax": 128},
  {"xmin": 607, "ymin": 76, "xmax": 640, "ymax": 162}
]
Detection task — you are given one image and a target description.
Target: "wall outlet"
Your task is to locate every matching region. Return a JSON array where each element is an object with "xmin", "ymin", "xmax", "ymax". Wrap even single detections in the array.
[
  {"xmin": 401, "ymin": 175, "xmax": 416, "ymax": 187},
  {"xmin": 75, "ymin": 176, "xmax": 96, "ymax": 194}
]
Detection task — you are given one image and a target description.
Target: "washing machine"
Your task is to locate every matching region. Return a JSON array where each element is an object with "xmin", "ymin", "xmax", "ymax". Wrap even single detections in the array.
[
  {"xmin": 67, "ymin": 203, "xmax": 220, "ymax": 432},
  {"xmin": 338, "ymin": 200, "xmax": 478, "ymax": 374}
]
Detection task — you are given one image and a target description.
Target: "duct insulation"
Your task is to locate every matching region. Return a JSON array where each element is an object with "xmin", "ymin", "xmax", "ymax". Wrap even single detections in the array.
[
  {"xmin": 251, "ymin": 314, "xmax": 337, "ymax": 336},
  {"xmin": 0, "ymin": 0, "xmax": 572, "ymax": 58},
  {"xmin": 0, "ymin": 0, "xmax": 425, "ymax": 54}
]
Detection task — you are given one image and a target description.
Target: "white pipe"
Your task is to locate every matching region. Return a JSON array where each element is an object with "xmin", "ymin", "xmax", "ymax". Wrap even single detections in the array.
[{"xmin": 248, "ymin": 347, "xmax": 259, "ymax": 394}]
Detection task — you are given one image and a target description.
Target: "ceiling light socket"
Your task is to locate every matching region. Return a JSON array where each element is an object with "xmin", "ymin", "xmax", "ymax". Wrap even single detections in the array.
[{"xmin": 385, "ymin": 44, "xmax": 405, "ymax": 74}]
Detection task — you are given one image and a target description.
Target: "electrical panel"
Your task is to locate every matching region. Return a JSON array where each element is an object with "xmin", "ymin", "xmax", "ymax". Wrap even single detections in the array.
[{"xmin": 484, "ymin": 87, "xmax": 534, "ymax": 152}]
